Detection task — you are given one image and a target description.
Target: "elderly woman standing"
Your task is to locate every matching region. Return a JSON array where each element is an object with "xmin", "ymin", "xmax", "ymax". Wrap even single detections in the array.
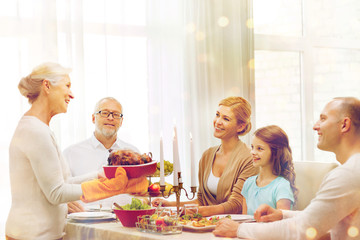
[
  {"xmin": 153, "ymin": 96, "xmax": 258, "ymax": 217},
  {"xmin": 5, "ymin": 63, "xmax": 147, "ymax": 240}
]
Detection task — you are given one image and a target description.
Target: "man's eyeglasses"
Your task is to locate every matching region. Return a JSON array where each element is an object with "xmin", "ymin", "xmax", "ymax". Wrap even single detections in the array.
[{"xmin": 96, "ymin": 110, "xmax": 123, "ymax": 119}]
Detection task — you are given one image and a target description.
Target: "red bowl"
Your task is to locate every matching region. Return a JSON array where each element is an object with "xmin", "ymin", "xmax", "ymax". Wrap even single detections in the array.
[
  {"xmin": 103, "ymin": 161, "xmax": 157, "ymax": 179},
  {"xmin": 114, "ymin": 208, "xmax": 156, "ymax": 227}
]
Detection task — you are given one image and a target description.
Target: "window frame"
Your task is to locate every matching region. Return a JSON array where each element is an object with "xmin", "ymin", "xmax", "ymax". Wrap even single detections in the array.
[{"xmin": 252, "ymin": 0, "xmax": 360, "ymax": 162}]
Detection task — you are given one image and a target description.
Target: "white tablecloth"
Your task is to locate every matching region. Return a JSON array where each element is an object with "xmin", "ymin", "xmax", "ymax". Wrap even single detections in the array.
[{"xmin": 64, "ymin": 220, "xmax": 235, "ymax": 240}]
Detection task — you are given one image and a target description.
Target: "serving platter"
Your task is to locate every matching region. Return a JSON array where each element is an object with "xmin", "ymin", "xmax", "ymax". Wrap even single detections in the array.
[
  {"xmin": 213, "ymin": 214, "xmax": 254, "ymax": 222},
  {"xmin": 179, "ymin": 214, "xmax": 254, "ymax": 232},
  {"xmin": 181, "ymin": 224, "xmax": 215, "ymax": 232}
]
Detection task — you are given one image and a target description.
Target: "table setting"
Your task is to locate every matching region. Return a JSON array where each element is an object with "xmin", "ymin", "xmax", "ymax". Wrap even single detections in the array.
[{"xmin": 64, "ymin": 125, "xmax": 245, "ymax": 239}]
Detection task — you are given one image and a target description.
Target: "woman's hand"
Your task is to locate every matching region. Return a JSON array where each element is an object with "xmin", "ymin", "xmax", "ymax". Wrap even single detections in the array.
[
  {"xmin": 195, "ymin": 205, "xmax": 224, "ymax": 217},
  {"xmin": 97, "ymin": 169, "xmax": 105, "ymax": 179},
  {"xmin": 253, "ymin": 204, "xmax": 283, "ymax": 222},
  {"xmin": 67, "ymin": 201, "xmax": 85, "ymax": 213},
  {"xmin": 151, "ymin": 198, "xmax": 169, "ymax": 207},
  {"xmin": 185, "ymin": 206, "xmax": 199, "ymax": 216},
  {"xmin": 213, "ymin": 218, "xmax": 239, "ymax": 238}
]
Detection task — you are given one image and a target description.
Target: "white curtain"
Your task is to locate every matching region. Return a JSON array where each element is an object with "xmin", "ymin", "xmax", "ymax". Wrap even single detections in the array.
[
  {"xmin": 0, "ymin": 0, "xmax": 252, "ymax": 236},
  {"xmin": 147, "ymin": 0, "xmax": 253, "ymax": 187}
]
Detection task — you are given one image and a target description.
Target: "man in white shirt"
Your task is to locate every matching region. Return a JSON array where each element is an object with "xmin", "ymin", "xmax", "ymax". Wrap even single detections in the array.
[
  {"xmin": 213, "ymin": 97, "xmax": 360, "ymax": 240},
  {"xmin": 63, "ymin": 97, "xmax": 139, "ymax": 212}
]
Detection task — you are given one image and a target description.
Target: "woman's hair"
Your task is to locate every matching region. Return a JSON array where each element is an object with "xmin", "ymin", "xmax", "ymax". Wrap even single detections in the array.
[
  {"xmin": 219, "ymin": 96, "xmax": 252, "ymax": 136},
  {"xmin": 254, "ymin": 125, "xmax": 298, "ymax": 203},
  {"xmin": 18, "ymin": 62, "xmax": 71, "ymax": 104}
]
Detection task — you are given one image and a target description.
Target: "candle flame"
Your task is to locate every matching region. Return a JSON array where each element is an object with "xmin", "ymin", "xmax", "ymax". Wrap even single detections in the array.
[{"xmin": 190, "ymin": 132, "xmax": 192, "ymax": 140}]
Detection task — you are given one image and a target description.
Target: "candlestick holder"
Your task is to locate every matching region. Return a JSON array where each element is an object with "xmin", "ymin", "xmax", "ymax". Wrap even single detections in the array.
[{"xmin": 160, "ymin": 172, "xmax": 197, "ymax": 215}]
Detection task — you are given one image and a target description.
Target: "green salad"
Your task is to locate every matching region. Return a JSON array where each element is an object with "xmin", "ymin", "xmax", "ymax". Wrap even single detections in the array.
[{"xmin": 120, "ymin": 198, "xmax": 151, "ymax": 210}]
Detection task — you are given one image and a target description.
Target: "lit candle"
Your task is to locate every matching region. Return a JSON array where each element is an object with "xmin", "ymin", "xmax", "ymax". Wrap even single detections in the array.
[
  {"xmin": 160, "ymin": 134, "xmax": 165, "ymax": 186},
  {"xmin": 173, "ymin": 125, "xmax": 180, "ymax": 186},
  {"xmin": 190, "ymin": 132, "xmax": 196, "ymax": 187}
]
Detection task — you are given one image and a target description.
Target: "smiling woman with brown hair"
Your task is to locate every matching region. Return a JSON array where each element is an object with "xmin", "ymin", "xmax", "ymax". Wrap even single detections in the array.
[{"xmin": 152, "ymin": 96, "xmax": 258, "ymax": 217}]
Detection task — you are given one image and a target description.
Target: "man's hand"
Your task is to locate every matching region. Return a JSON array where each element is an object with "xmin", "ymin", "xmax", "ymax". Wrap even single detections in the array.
[
  {"xmin": 213, "ymin": 218, "xmax": 239, "ymax": 238},
  {"xmin": 254, "ymin": 204, "xmax": 283, "ymax": 222},
  {"xmin": 68, "ymin": 201, "xmax": 85, "ymax": 213}
]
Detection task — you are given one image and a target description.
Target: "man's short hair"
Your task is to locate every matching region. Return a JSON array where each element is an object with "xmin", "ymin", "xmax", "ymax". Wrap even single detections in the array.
[
  {"xmin": 94, "ymin": 97, "xmax": 123, "ymax": 113},
  {"xmin": 334, "ymin": 97, "xmax": 360, "ymax": 133}
]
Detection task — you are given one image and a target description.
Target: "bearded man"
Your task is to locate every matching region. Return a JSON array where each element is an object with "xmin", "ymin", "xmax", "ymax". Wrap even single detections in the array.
[{"xmin": 63, "ymin": 97, "xmax": 139, "ymax": 212}]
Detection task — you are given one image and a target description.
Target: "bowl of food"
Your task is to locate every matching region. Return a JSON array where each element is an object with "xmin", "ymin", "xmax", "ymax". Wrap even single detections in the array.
[
  {"xmin": 104, "ymin": 150, "xmax": 156, "ymax": 178},
  {"xmin": 104, "ymin": 162, "xmax": 157, "ymax": 179},
  {"xmin": 113, "ymin": 198, "xmax": 156, "ymax": 227},
  {"xmin": 150, "ymin": 160, "xmax": 174, "ymax": 177}
]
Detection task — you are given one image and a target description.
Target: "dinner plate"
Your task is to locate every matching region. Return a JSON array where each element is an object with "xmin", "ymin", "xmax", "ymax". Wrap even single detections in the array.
[
  {"xmin": 68, "ymin": 212, "xmax": 116, "ymax": 221},
  {"xmin": 212, "ymin": 214, "xmax": 254, "ymax": 222}
]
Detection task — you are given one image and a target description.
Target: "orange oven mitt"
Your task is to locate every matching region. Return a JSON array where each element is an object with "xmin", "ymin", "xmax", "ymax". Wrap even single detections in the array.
[{"xmin": 80, "ymin": 167, "xmax": 148, "ymax": 203}]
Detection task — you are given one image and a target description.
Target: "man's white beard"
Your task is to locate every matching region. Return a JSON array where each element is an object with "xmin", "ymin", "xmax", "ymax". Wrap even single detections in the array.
[{"xmin": 96, "ymin": 125, "xmax": 117, "ymax": 139}]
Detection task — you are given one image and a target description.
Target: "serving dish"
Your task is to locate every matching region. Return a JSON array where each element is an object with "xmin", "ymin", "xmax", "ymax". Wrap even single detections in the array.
[
  {"xmin": 103, "ymin": 161, "xmax": 157, "ymax": 179},
  {"xmin": 136, "ymin": 215, "xmax": 182, "ymax": 235},
  {"xmin": 114, "ymin": 208, "xmax": 156, "ymax": 227},
  {"xmin": 135, "ymin": 222, "xmax": 183, "ymax": 235}
]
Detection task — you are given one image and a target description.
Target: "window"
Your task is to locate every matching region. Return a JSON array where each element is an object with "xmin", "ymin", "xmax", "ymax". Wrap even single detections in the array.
[
  {"xmin": 253, "ymin": 0, "xmax": 360, "ymax": 162},
  {"xmin": 254, "ymin": 51, "xmax": 302, "ymax": 161}
]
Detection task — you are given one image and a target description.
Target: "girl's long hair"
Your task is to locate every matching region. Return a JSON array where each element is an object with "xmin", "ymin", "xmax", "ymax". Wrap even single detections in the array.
[{"xmin": 254, "ymin": 125, "xmax": 298, "ymax": 203}]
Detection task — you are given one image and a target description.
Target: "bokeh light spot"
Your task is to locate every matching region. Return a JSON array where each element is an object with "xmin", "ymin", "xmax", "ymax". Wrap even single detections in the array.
[
  {"xmin": 348, "ymin": 226, "xmax": 359, "ymax": 238},
  {"xmin": 247, "ymin": 59, "xmax": 255, "ymax": 69},
  {"xmin": 306, "ymin": 227, "xmax": 317, "ymax": 239},
  {"xmin": 195, "ymin": 32, "xmax": 205, "ymax": 41},
  {"xmin": 246, "ymin": 18, "xmax": 254, "ymax": 29},
  {"xmin": 197, "ymin": 53, "xmax": 208, "ymax": 63},
  {"xmin": 218, "ymin": 16, "xmax": 229, "ymax": 27},
  {"xmin": 186, "ymin": 23, "xmax": 196, "ymax": 33}
]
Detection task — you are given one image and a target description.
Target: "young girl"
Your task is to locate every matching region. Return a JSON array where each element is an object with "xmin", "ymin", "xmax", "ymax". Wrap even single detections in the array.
[{"xmin": 241, "ymin": 125, "xmax": 298, "ymax": 215}]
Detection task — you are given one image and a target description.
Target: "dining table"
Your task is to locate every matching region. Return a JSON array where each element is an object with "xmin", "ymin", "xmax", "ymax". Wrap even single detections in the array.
[{"xmin": 64, "ymin": 218, "xmax": 237, "ymax": 240}]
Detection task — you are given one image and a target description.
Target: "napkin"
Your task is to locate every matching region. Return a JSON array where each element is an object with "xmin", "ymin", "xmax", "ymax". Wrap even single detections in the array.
[{"xmin": 80, "ymin": 167, "xmax": 148, "ymax": 203}]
